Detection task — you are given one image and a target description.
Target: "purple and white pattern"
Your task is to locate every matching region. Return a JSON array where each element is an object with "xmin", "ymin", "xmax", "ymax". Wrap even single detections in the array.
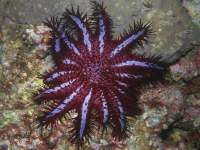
[{"xmin": 34, "ymin": 2, "xmax": 165, "ymax": 145}]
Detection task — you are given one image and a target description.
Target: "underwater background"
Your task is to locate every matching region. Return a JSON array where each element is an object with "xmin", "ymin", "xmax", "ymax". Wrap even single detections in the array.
[{"xmin": 0, "ymin": 0, "xmax": 200, "ymax": 149}]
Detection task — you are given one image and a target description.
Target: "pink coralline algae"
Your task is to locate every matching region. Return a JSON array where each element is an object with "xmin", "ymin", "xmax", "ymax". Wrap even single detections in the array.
[
  {"xmin": 170, "ymin": 49, "xmax": 200, "ymax": 81},
  {"xmin": 34, "ymin": 2, "xmax": 165, "ymax": 144}
]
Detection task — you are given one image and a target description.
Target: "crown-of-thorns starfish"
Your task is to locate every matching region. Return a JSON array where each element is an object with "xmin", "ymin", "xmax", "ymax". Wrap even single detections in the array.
[{"xmin": 34, "ymin": 1, "xmax": 164, "ymax": 144}]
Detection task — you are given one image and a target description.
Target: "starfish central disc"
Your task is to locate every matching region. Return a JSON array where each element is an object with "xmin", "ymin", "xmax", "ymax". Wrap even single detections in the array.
[{"xmin": 83, "ymin": 61, "xmax": 104, "ymax": 84}]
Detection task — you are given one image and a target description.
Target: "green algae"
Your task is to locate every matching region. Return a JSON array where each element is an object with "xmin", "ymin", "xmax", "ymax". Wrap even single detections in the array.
[{"xmin": 0, "ymin": 111, "xmax": 19, "ymax": 128}]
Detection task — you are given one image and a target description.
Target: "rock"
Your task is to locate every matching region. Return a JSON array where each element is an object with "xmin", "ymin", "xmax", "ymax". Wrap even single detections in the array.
[
  {"xmin": 182, "ymin": 0, "xmax": 200, "ymax": 28},
  {"xmin": 0, "ymin": 0, "xmax": 200, "ymax": 149},
  {"xmin": 170, "ymin": 48, "xmax": 200, "ymax": 81}
]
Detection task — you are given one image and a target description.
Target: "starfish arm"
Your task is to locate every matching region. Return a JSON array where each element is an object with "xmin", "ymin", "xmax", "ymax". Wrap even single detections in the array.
[
  {"xmin": 113, "ymin": 60, "xmax": 163, "ymax": 70},
  {"xmin": 113, "ymin": 73, "xmax": 142, "ymax": 87},
  {"xmin": 61, "ymin": 32, "xmax": 81, "ymax": 55},
  {"xmin": 110, "ymin": 21, "xmax": 153, "ymax": 57},
  {"xmin": 63, "ymin": 7, "xmax": 92, "ymax": 51},
  {"xmin": 34, "ymin": 79, "xmax": 79, "ymax": 103},
  {"xmin": 98, "ymin": 15, "xmax": 106, "ymax": 54},
  {"xmin": 70, "ymin": 88, "xmax": 94, "ymax": 143},
  {"xmin": 44, "ymin": 17, "xmax": 81, "ymax": 55},
  {"xmin": 44, "ymin": 71, "xmax": 68, "ymax": 83},
  {"xmin": 79, "ymin": 88, "xmax": 93, "ymax": 138},
  {"xmin": 111, "ymin": 54, "xmax": 164, "ymax": 81},
  {"xmin": 44, "ymin": 71, "xmax": 78, "ymax": 87},
  {"xmin": 106, "ymin": 90, "xmax": 126, "ymax": 136},
  {"xmin": 38, "ymin": 85, "xmax": 83, "ymax": 127},
  {"xmin": 44, "ymin": 17, "xmax": 63, "ymax": 53},
  {"xmin": 90, "ymin": 1, "xmax": 113, "ymax": 53},
  {"xmin": 94, "ymin": 91, "xmax": 109, "ymax": 124}
]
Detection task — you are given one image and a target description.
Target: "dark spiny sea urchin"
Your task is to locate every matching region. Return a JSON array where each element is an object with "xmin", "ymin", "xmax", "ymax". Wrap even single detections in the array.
[{"xmin": 34, "ymin": 1, "xmax": 165, "ymax": 145}]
